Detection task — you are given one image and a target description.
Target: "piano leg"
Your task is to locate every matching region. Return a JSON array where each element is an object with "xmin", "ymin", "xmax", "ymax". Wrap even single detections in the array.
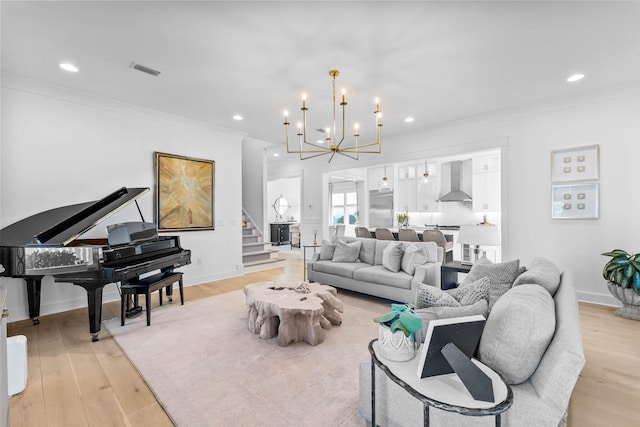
[
  {"xmin": 76, "ymin": 285, "xmax": 104, "ymax": 342},
  {"xmin": 25, "ymin": 277, "xmax": 43, "ymax": 325}
]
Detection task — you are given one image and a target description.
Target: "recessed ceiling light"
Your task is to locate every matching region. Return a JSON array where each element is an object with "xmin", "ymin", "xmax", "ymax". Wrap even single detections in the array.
[
  {"xmin": 233, "ymin": 115, "xmax": 243, "ymax": 121},
  {"xmin": 59, "ymin": 63, "xmax": 79, "ymax": 73},
  {"xmin": 567, "ymin": 73, "xmax": 585, "ymax": 82},
  {"xmin": 273, "ymin": 153, "xmax": 280, "ymax": 157},
  {"xmin": 316, "ymin": 140, "xmax": 324, "ymax": 144},
  {"xmin": 404, "ymin": 117, "xmax": 415, "ymax": 123}
]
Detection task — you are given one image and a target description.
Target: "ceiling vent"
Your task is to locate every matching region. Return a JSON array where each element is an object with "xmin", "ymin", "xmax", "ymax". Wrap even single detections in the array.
[{"xmin": 130, "ymin": 62, "xmax": 161, "ymax": 77}]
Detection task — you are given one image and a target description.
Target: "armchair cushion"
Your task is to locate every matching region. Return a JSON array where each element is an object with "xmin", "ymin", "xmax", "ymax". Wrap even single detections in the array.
[
  {"xmin": 452, "ymin": 276, "xmax": 490, "ymax": 306},
  {"xmin": 479, "ymin": 284, "xmax": 556, "ymax": 385},
  {"xmin": 415, "ymin": 283, "xmax": 460, "ymax": 309},
  {"xmin": 463, "ymin": 258, "xmax": 522, "ymax": 308},
  {"xmin": 513, "ymin": 257, "xmax": 561, "ymax": 296}
]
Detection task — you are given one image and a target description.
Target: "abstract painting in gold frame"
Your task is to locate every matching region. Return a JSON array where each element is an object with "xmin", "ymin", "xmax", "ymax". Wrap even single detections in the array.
[{"xmin": 155, "ymin": 152, "xmax": 215, "ymax": 231}]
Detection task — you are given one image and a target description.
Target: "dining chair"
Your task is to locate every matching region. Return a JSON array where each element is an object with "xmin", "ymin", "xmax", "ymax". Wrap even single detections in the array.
[
  {"xmin": 398, "ymin": 228, "xmax": 420, "ymax": 242},
  {"xmin": 355, "ymin": 227, "xmax": 373, "ymax": 238},
  {"xmin": 330, "ymin": 224, "xmax": 346, "ymax": 237},
  {"xmin": 423, "ymin": 229, "xmax": 454, "ymax": 262},
  {"xmin": 374, "ymin": 227, "xmax": 396, "ymax": 240}
]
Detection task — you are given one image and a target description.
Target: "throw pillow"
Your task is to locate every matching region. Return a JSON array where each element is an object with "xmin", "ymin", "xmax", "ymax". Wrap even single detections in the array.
[
  {"xmin": 414, "ymin": 300, "xmax": 489, "ymax": 343},
  {"xmin": 332, "ymin": 239, "xmax": 361, "ymax": 262},
  {"xmin": 382, "ymin": 242, "xmax": 404, "ymax": 272},
  {"xmin": 415, "ymin": 283, "xmax": 461, "ymax": 309},
  {"xmin": 453, "ymin": 276, "xmax": 490, "ymax": 306},
  {"xmin": 512, "ymin": 257, "xmax": 562, "ymax": 296},
  {"xmin": 478, "ymin": 284, "xmax": 556, "ymax": 385},
  {"xmin": 319, "ymin": 240, "xmax": 336, "ymax": 260},
  {"xmin": 462, "ymin": 259, "xmax": 522, "ymax": 309},
  {"xmin": 401, "ymin": 244, "xmax": 428, "ymax": 275}
]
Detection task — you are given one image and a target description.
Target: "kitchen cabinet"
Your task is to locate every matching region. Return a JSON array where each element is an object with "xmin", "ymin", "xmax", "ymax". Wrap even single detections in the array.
[
  {"xmin": 398, "ymin": 163, "xmax": 439, "ymax": 212},
  {"xmin": 472, "ymin": 154, "xmax": 501, "ymax": 212}
]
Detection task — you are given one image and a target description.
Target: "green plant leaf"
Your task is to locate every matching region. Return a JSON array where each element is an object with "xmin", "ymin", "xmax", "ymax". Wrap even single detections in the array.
[
  {"xmin": 632, "ymin": 271, "xmax": 640, "ymax": 292},
  {"xmin": 390, "ymin": 303, "xmax": 408, "ymax": 313},
  {"xmin": 399, "ymin": 310, "xmax": 423, "ymax": 333},
  {"xmin": 389, "ymin": 319, "xmax": 410, "ymax": 336},
  {"xmin": 373, "ymin": 312, "xmax": 397, "ymax": 324}
]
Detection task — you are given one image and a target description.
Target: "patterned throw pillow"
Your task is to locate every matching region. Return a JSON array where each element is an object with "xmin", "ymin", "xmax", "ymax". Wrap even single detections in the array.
[
  {"xmin": 462, "ymin": 259, "xmax": 522, "ymax": 309},
  {"xmin": 416, "ymin": 283, "xmax": 461, "ymax": 309},
  {"xmin": 382, "ymin": 242, "xmax": 404, "ymax": 272},
  {"xmin": 332, "ymin": 239, "xmax": 361, "ymax": 262},
  {"xmin": 453, "ymin": 277, "xmax": 491, "ymax": 306},
  {"xmin": 319, "ymin": 240, "xmax": 336, "ymax": 260},
  {"xmin": 401, "ymin": 244, "xmax": 429, "ymax": 275}
]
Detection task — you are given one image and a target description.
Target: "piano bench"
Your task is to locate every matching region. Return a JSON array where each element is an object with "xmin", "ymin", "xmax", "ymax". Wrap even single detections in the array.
[{"xmin": 120, "ymin": 271, "xmax": 184, "ymax": 327}]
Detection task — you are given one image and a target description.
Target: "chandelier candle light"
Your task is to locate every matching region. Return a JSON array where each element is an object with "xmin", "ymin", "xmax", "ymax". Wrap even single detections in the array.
[{"xmin": 283, "ymin": 70, "xmax": 382, "ymax": 162}]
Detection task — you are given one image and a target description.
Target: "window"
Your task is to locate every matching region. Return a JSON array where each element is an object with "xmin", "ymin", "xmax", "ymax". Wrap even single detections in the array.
[{"xmin": 330, "ymin": 182, "xmax": 358, "ymax": 225}]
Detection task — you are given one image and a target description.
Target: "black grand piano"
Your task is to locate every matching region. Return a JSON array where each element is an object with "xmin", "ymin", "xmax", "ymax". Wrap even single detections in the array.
[{"xmin": 0, "ymin": 187, "xmax": 191, "ymax": 341}]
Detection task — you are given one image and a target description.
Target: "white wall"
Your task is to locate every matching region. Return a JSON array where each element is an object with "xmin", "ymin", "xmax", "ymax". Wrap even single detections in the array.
[
  {"xmin": 266, "ymin": 83, "xmax": 640, "ymax": 306},
  {"xmin": 266, "ymin": 177, "xmax": 301, "ymax": 223},
  {"xmin": 242, "ymin": 137, "xmax": 270, "ymax": 234},
  {"xmin": 0, "ymin": 75, "xmax": 246, "ymax": 322}
]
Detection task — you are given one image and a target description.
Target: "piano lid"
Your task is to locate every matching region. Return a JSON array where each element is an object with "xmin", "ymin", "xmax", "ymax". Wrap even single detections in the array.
[{"xmin": 0, "ymin": 187, "xmax": 150, "ymax": 247}]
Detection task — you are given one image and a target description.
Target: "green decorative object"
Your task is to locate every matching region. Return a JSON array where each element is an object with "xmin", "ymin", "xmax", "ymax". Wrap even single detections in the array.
[
  {"xmin": 602, "ymin": 249, "xmax": 640, "ymax": 320},
  {"xmin": 373, "ymin": 303, "xmax": 422, "ymax": 337},
  {"xmin": 396, "ymin": 212, "xmax": 408, "ymax": 228}
]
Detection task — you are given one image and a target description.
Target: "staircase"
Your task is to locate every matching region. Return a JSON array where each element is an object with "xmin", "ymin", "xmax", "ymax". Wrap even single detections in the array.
[{"xmin": 242, "ymin": 210, "xmax": 286, "ymax": 272}]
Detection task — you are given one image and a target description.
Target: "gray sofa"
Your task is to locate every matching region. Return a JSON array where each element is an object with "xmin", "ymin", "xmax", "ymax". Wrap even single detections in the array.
[
  {"xmin": 307, "ymin": 236, "xmax": 444, "ymax": 304},
  {"xmin": 358, "ymin": 266, "xmax": 586, "ymax": 427}
]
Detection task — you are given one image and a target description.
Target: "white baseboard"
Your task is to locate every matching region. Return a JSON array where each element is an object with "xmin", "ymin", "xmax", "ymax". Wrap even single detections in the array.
[{"xmin": 577, "ymin": 290, "xmax": 621, "ymax": 307}]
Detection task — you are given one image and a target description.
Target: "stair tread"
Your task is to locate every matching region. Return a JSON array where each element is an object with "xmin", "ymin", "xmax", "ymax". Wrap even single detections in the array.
[
  {"xmin": 242, "ymin": 250, "xmax": 273, "ymax": 256},
  {"xmin": 242, "ymin": 258, "xmax": 286, "ymax": 267}
]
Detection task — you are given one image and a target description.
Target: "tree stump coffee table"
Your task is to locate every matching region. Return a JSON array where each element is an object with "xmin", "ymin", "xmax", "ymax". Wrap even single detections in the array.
[{"xmin": 244, "ymin": 281, "xmax": 343, "ymax": 346}]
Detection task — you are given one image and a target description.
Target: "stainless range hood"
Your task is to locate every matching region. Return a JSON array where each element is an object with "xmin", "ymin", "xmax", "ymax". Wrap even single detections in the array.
[{"xmin": 438, "ymin": 161, "xmax": 472, "ymax": 202}]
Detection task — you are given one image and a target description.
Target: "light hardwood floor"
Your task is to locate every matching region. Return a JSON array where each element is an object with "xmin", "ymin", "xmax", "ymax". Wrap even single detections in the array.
[{"xmin": 7, "ymin": 254, "xmax": 640, "ymax": 426}]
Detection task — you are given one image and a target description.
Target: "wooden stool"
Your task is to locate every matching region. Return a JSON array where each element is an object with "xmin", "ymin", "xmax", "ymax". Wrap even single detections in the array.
[{"xmin": 120, "ymin": 271, "xmax": 184, "ymax": 326}]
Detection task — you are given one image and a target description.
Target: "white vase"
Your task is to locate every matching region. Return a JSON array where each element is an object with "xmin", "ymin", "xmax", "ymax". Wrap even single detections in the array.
[
  {"xmin": 607, "ymin": 282, "xmax": 640, "ymax": 320},
  {"xmin": 377, "ymin": 324, "xmax": 416, "ymax": 362}
]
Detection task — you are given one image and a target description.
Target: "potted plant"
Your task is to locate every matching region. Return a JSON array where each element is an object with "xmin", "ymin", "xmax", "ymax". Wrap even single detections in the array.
[
  {"xmin": 396, "ymin": 212, "xmax": 409, "ymax": 228},
  {"xmin": 374, "ymin": 304, "xmax": 423, "ymax": 361},
  {"xmin": 602, "ymin": 249, "xmax": 640, "ymax": 320}
]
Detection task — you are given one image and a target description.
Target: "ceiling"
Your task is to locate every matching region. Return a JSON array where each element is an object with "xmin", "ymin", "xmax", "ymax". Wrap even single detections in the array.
[{"xmin": 2, "ymin": 1, "xmax": 640, "ymax": 146}]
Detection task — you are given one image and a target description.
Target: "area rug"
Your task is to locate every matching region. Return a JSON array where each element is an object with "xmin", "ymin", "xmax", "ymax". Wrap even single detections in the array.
[{"xmin": 104, "ymin": 288, "xmax": 389, "ymax": 426}]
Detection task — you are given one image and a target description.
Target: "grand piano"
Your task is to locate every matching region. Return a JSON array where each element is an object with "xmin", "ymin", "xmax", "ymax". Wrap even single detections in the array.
[{"xmin": 0, "ymin": 187, "xmax": 191, "ymax": 341}]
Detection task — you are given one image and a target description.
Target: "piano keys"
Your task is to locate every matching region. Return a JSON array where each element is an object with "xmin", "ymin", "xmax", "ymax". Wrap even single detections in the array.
[{"xmin": 0, "ymin": 187, "xmax": 191, "ymax": 341}]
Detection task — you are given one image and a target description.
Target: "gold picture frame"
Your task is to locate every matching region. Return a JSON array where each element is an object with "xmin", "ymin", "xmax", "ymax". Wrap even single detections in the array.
[
  {"xmin": 551, "ymin": 144, "xmax": 599, "ymax": 182},
  {"xmin": 154, "ymin": 152, "xmax": 215, "ymax": 231}
]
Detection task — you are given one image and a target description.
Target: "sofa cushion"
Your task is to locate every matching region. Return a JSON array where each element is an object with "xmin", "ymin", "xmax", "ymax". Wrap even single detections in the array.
[
  {"xmin": 374, "ymin": 240, "xmax": 395, "ymax": 265},
  {"xmin": 404, "ymin": 241, "xmax": 438, "ymax": 263},
  {"xmin": 513, "ymin": 257, "xmax": 561, "ymax": 296},
  {"xmin": 479, "ymin": 284, "xmax": 556, "ymax": 385},
  {"xmin": 320, "ymin": 240, "xmax": 336, "ymax": 260},
  {"xmin": 401, "ymin": 244, "xmax": 428, "ymax": 275},
  {"xmin": 333, "ymin": 239, "xmax": 362, "ymax": 262},
  {"xmin": 415, "ymin": 283, "xmax": 461, "ymax": 309},
  {"xmin": 353, "ymin": 266, "xmax": 412, "ymax": 290},
  {"xmin": 382, "ymin": 242, "xmax": 404, "ymax": 272},
  {"xmin": 357, "ymin": 237, "xmax": 377, "ymax": 265},
  {"xmin": 453, "ymin": 276, "xmax": 490, "ymax": 306},
  {"xmin": 311, "ymin": 260, "xmax": 369, "ymax": 278},
  {"xmin": 414, "ymin": 300, "xmax": 489, "ymax": 343},
  {"xmin": 463, "ymin": 258, "xmax": 522, "ymax": 309}
]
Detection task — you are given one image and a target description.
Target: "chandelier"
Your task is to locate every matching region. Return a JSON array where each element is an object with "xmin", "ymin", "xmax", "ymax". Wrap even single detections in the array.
[{"xmin": 283, "ymin": 70, "xmax": 382, "ymax": 162}]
